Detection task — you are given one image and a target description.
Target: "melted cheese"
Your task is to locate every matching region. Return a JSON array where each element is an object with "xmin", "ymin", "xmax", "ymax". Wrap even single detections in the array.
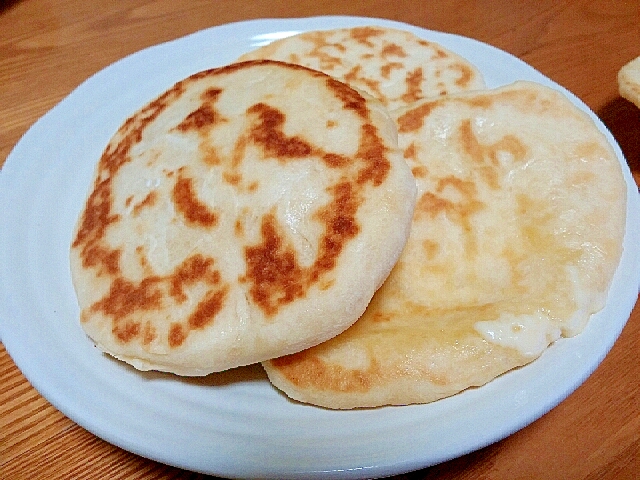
[{"xmin": 474, "ymin": 312, "xmax": 561, "ymax": 358}]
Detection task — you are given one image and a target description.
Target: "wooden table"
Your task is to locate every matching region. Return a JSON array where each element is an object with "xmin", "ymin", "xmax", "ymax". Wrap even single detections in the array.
[{"xmin": 1, "ymin": 1, "xmax": 639, "ymax": 478}]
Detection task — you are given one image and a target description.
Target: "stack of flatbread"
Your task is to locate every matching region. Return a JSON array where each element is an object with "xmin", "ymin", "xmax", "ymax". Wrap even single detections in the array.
[{"xmin": 71, "ymin": 26, "xmax": 626, "ymax": 408}]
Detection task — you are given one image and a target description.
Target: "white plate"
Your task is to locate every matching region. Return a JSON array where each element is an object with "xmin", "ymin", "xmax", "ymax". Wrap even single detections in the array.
[{"xmin": 1, "ymin": 16, "xmax": 639, "ymax": 479}]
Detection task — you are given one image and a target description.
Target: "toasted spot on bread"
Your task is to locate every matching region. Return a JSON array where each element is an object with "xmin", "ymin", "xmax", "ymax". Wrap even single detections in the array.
[
  {"xmin": 169, "ymin": 255, "xmax": 221, "ymax": 302},
  {"xmin": 168, "ymin": 323, "xmax": 186, "ymax": 348},
  {"xmin": 243, "ymin": 181, "xmax": 361, "ymax": 317},
  {"xmin": 350, "ymin": 26, "xmax": 384, "ymax": 47},
  {"xmin": 248, "ymin": 103, "xmax": 314, "ymax": 158},
  {"xmin": 243, "ymin": 213, "xmax": 306, "ymax": 316},
  {"xmin": 397, "ymin": 100, "xmax": 440, "ymax": 133},
  {"xmin": 91, "ymin": 277, "xmax": 164, "ymax": 324},
  {"xmin": 401, "ymin": 67, "xmax": 424, "ymax": 104},
  {"xmin": 188, "ymin": 287, "xmax": 229, "ymax": 329},
  {"xmin": 381, "ymin": 43, "xmax": 406, "ymax": 58},
  {"xmin": 325, "ymin": 76, "xmax": 370, "ymax": 118},
  {"xmin": 312, "ymin": 182, "xmax": 361, "ymax": 281},
  {"xmin": 176, "ymin": 104, "xmax": 220, "ymax": 132},
  {"xmin": 172, "ymin": 175, "xmax": 218, "ymax": 227},
  {"xmin": 132, "ymin": 191, "xmax": 158, "ymax": 216},
  {"xmin": 271, "ymin": 350, "xmax": 376, "ymax": 393}
]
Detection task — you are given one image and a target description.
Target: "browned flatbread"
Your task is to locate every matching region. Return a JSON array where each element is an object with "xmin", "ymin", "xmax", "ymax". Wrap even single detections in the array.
[
  {"xmin": 70, "ymin": 60, "xmax": 416, "ymax": 375},
  {"xmin": 263, "ymin": 81, "xmax": 627, "ymax": 409},
  {"xmin": 238, "ymin": 26, "xmax": 485, "ymax": 110}
]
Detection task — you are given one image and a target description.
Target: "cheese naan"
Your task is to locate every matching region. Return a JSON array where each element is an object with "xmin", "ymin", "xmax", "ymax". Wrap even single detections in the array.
[
  {"xmin": 263, "ymin": 81, "xmax": 626, "ymax": 408},
  {"xmin": 70, "ymin": 60, "xmax": 416, "ymax": 375},
  {"xmin": 238, "ymin": 26, "xmax": 485, "ymax": 110}
]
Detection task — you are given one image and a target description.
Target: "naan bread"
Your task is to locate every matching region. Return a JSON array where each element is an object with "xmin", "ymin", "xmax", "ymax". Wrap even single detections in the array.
[
  {"xmin": 238, "ymin": 26, "xmax": 485, "ymax": 110},
  {"xmin": 264, "ymin": 81, "xmax": 627, "ymax": 409},
  {"xmin": 618, "ymin": 56, "xmax": 640, "ymax": 108},
  {"xmin": 70, "ymin": 60, "xmax": 416, "ymax": 375}
]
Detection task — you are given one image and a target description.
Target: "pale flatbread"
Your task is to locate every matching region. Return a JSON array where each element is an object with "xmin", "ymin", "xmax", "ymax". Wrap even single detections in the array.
[
  {"xmin": 70, "ymin": 60, "xmax": 416, "ymax": 375},
  {"xmin": 263, "ymin": 81, "xmax": 627, "ymax": 409},
  {"xmin": 238, "ymin": 26, "xmax": 485, "ymax": 110},
  {"xmin": 618, "ymin": 56, "xmax": 640, "ymax": 108}
]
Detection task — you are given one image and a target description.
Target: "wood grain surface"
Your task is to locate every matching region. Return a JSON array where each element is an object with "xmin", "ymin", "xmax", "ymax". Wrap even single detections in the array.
[{"xmin": 1, "ymin": 1, "xmax": 639, "ymax": 479}]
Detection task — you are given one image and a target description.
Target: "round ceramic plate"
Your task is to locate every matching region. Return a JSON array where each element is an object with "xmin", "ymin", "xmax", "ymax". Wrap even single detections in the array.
[{"xmin": 1, "ymin": 16, "xmax": 639, "ymax": 479}]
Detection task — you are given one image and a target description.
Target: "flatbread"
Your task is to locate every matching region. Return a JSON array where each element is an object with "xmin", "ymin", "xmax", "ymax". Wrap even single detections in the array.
[
  {"xmin": 237, "ymin": 26, "xmax": 485, "ymax": 110},
  {"xmin": 618, "ymin": 56, "xmax": 640, "ymax": 108},
  {"xmin": 263, "ymin": 81, "xmax": 627, "ymax": 409},
  {"xmin": 70, "ymin": 60, "xmax": 416, "ymax": 376}
]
